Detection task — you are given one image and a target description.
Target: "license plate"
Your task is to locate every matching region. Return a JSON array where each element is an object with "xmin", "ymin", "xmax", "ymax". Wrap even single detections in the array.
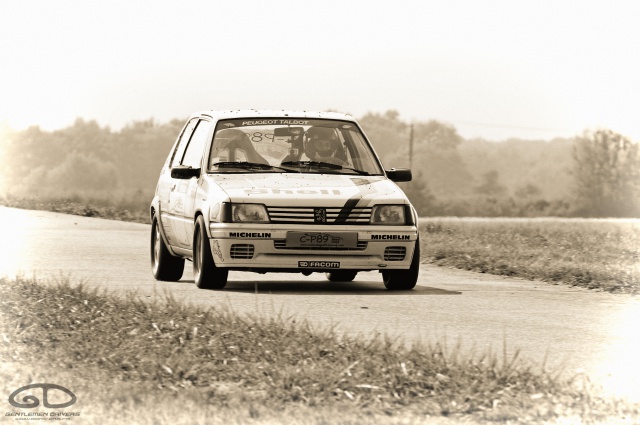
[{"xmin": 286, "ymin": 232, "xmax": 358, "ymax": 248}]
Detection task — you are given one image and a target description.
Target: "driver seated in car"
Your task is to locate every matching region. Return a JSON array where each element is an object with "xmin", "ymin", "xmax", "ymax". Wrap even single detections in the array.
[{"xmin": 303, "ymin": 127, "xmax": 347, "ymax": 164}]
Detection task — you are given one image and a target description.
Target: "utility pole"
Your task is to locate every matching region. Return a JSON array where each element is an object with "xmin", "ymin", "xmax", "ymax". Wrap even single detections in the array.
[{"xmin": 409, "ymin": 122, "xmax": 414, "ymax": 169}]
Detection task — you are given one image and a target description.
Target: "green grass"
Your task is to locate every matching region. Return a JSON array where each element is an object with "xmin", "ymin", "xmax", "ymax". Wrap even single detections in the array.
[
  {"xmin": 420, "ymin": 218, "xmax": 640, "ymax": 295},
  {"xmin": 1, "ymin": 277, "xmax": 638, "ymax": 424}
]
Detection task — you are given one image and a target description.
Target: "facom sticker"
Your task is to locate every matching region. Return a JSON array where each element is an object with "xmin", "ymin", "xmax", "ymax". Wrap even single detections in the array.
[{"xmin": 298, "ymin": 261, "xmax": 340, "ymax": 268}]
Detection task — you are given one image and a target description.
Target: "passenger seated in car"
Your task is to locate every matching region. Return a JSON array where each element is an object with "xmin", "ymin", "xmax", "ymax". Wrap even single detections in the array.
[{"xmin": 210, "ymin": 129, "xmax": 269, "ymax": 165}]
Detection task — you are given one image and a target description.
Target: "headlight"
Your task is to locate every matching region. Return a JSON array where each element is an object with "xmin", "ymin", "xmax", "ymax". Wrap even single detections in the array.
[
  {"xmin": 371, "ymin": 205, "xmax": 406, "ymax": 225},
  {"xmin": 231, "ymin": 203, "xmax": 269, "ymax": 223}
]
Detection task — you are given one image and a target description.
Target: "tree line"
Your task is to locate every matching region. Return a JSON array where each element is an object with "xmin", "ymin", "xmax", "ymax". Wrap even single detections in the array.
[{"xmin": 1, "ymin": 111, "xmax": 638, "ymax": 218}]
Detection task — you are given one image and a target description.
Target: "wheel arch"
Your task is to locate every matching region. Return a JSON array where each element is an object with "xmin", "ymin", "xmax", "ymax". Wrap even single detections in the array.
[
  {"xmin": 149, "ymin": 205, "xmax": 156, "ymax": 225},
  {"xmin": 151, "ymin": 205, "xmax": 180, "ymax": 257},
  {"xmin": 191, "ymin": 210, "xmax": 211, "ymax": 251}
]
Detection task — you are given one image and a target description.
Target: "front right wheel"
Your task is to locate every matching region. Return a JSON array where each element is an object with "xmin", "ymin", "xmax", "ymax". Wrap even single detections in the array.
[
  {"xmin": 382, "ymin": 238, "xmax": 420, "ymax": 290},
  {"xmin": 193, "ymin": 215, "xmax": 228, "ymax": 290}
]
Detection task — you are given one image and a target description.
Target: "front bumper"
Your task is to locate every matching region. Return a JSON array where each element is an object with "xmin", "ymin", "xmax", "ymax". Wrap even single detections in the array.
[{"xmin": 208, "ymin": 224, "xmax": 418, "ymax": 271}]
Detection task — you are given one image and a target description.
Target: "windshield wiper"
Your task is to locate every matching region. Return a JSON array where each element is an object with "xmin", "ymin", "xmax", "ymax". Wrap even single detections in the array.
[
  {"xmin": 280, "ymin": 160, "xmax": 343, "ymax": 170},
  {"xmin": 212, "ymin": 161, "xmax": 294, "ymax": 172},
  {"xmin": 281, "ymin": 161, "xmax": 371, "ymax": 175},
  {"xmin": 340, "ymin": 166, "xmax": 371, "ymax": 176}
]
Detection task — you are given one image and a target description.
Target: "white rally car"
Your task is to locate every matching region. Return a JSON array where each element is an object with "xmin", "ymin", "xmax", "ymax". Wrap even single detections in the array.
[{"xmin": 150, "ymin": 110, "xmax": 420, "ymax": 290}]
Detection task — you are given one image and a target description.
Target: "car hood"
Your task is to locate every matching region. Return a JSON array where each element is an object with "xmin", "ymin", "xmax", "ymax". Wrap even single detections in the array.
[{"xmin": 209, "ymin": 173, "xmax": 408, "ymax": 207}]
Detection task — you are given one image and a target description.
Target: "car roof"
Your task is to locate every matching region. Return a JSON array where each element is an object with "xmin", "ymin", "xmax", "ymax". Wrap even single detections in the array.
[{"xmin": 194, "ymin": 109, "xmax": 356, "ymax": 122}]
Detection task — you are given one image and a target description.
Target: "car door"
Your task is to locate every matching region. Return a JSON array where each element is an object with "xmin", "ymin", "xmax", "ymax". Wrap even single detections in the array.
[
  {"xmin": 171, "ymin": 118, "xmax": 213, "ymax": 250},
  {"xmin": 159, "ymin": 118, "xmax": 198, "ymax": 248}
]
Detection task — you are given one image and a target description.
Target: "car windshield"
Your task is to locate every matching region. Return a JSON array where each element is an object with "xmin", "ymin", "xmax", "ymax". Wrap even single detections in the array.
[{"xmin": 208, "ymin": 118, "xmax": 384, "ymax": 175}]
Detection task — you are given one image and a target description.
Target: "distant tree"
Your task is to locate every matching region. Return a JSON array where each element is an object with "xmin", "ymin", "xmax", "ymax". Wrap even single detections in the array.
[
  {"xmin": 474, "ymin": 170, "xmax": 507, "ymax": 197},
  {"xmin": 514, "ymin": 183, "xmax": 542, "ymax": 199},
  {"xmin": 397, "ymin": 170, "xmax": 435, "ymax": 216},
  {"xmin": 114, "ymin": 118, "xmax": 184, "ymax": 194},
  {"xmin": 358, "ymin": 110, "xmax": 410, "ymax": 165},
  {"xmin": 410, "ymin": 120, "xmax": 473, "ymax": 198},
  {"xmin": 49, "ymin": 118, "xmax": 114, "ymax": 162},
  {"xmin": 414, "ymin": 120, "xmax": 462, "ymax": 150},
  {"xmin": 573, "ymin": 129, "xmax": 640, "ymax": 217},
  {"xmin": 1, "ymin": 117, "xmax": 183, "ymax": 201},
  {"xmin": 46, "ymin": 150, "xmax": 119, "ymax": 195},
  {"xmin": 2, "ymin": 126, "xmax": 44, "ymax": 188},
  {"xmin": 358, "ymin": 111, "xmax": 474, "ymax": 209}
]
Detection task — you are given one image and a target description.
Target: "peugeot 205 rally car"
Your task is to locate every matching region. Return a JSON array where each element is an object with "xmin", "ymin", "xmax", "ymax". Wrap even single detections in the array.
[{"xmin": 150, "ymin": 110, "xmax": 420, "ymax": 290}]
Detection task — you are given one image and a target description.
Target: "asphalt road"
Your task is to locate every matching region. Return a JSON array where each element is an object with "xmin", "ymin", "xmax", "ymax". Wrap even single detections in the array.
[{"xmin": 1, "ymin": 206, "xmax": 639, "ymax": 402}]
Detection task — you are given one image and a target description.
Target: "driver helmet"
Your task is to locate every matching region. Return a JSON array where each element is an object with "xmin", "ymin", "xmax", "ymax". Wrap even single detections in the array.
[{"xmin": 304, "ymin": 127, "xmax": 339, "ymax": 159}]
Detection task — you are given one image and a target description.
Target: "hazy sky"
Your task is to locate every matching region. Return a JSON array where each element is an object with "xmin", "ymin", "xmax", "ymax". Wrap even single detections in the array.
[{"xmin": 1, "ymin": 0, "xmax": 639, "ymax": 141}]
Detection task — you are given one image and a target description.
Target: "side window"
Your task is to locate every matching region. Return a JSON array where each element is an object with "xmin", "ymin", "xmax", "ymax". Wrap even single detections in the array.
[
  {"xmin": 170, "ymin": 118, "xmax": 199, "ymax": 167},
  {"xmin": 180, "ymin": 120, "xmax": 213, "ymax": 168}
]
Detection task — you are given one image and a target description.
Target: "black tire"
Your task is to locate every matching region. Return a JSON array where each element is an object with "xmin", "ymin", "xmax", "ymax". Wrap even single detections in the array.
[
  {"xmin": 382, "ymin": 238, "xmax": 420, "ymax": 290},
  {"xmin": 151, "ymin": 216, "xmax": 184, "ymax": 281},
  {"xmin": 325, "ymin": 271, "xmax": 358, "ymax": 282},
  {"xmin": 193, "ymin": 215, "xmax": 228, "ymax": 290}
]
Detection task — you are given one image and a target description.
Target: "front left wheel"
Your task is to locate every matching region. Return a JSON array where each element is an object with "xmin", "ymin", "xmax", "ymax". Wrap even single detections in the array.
[
  {"xmin": 193, "ymin": 215, "xmax": 228, "ymax": 290},
  {"xmin": 151, "ymin": 216, "xmax": 185, "ymax": 281},
  {"xmin": 382, "ymin": 238, "xmax": 420, "ymax": 290}
]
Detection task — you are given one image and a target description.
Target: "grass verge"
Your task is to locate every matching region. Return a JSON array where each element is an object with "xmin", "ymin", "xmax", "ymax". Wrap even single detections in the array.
[
  {"xmin": 0, "ymin": 195, "xmax": 150, "ymax": 224},
  {"xmin": 421, "ymin": 218, "xmax": 640, "ymax": 295},
  {"xmin": 1, "ymin": 277, "xmax": 638, "ymax": 424}
]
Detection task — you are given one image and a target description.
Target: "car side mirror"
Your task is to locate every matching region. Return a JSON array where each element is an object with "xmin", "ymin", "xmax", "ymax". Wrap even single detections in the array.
[
  {"xmin": 386, "ymin": 168, "xmax": 412, "ymax": 182},
  {"xmin": 171, "ymin": 166, "xmax": 201, "ymax": 179}
]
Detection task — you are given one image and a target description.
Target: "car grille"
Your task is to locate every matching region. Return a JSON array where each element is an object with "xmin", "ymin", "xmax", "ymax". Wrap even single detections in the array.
[
  {"xmin": 384, "ymin": 246, "xmax": 406, "ymax": 261},
  {"xmin": 274, "ymin": 240, "xmax": 368, "ymax": 251},
  {"xmin": 267, "ymin": 206, "xmax": 372, "ymax": 224},
  {"xmin": 230, "ymin": 244, "xmax": 255, "ymax": 259}
]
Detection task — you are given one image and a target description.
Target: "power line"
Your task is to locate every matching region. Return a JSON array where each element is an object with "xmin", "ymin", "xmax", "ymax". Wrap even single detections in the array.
[{"xmin": 455, "ymin": 121, "xmax": 574, "ymax": 134}]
